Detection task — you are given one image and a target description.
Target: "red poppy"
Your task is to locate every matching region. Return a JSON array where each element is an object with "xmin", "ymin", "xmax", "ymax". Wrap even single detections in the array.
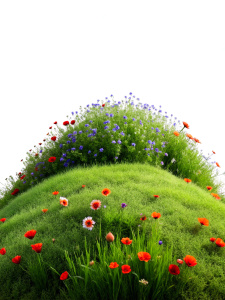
[
  {"xmin": 216, "ymin": 162, "xmax": 221, "ymax": 168},
  {"xmin": 71, "ymin": 120, "xmax": 75, "ymax": 125},
  {"xmin": 12, "ymin": 255, "xmax": 21, "ymax": 264},
  {"xmin": 31, "ymin": 243, "xmax": 43, "ymax": 253},
  {"xmin": 109, "ymin": 262, "xmax": 119, "ymax": 269},
  {"xmin": 0, "ymin": 218, "xmax": 6, "ymax": 223},
  {"xmin": 29, "ymin": 149, "xmax": 32, "ymax": 151},
  {"xmin": 193, "ymin": 138, "xmax": 201, "ymax": 143},
  {"xmin": 49, "ymin": 126, "xmax": 52, "ymax": 129},
  {"xmin": 184, "ymin": 178, "xmax": 192, "ymax": 183},
  {"xmin": 186, "ymin": 133, "xmax": 193, "ymax": 139},
  {"xmin": 210, "ymin": 237, "xmax": 216, "ymax": 242},
  {"xmin": 39, "ymin": 143, "xmax": 42, "ymax": 145},
  {"xmin": 35, "ymin": 153, "xmax": 39, "ymax": 157},
  {"xmin": 52, "ymin": 191, "xmax": 59, "ymax": 195},
  {"xmin": 11, "ymin": 188, "xmax": 19, "ymax": 196},
  {"xmin": 211, "ymin": 193, "xmax": 221, "ymax": 200},
  {"xmin": 54, "ymin": 121, "xmax": 57, "ymax": 124},
  {"xmin": 20, "ymin": 175, "xmax": 26, "ymax": 180},
  {"xmin": 153, "ymin": 195, "xmax": 159, "ymax": 198},
  {"xmin": 177, "ymin": 259, "xmax": 183, "ymax": 264},
  {"xmin": 151, "ymin": 212, "xmax": 161, "ymax": 219},
  {"xmin": 212, "ymin": 151, "xmax": 216, "ymax": 154},
  {"xmin": 0, "ymin": 248, "xmax": 6, "ymax": 255},
  {"xmin": 90, "ymin": 200, "xmax": 101, "ymax": 210},
  {"xmin": 63, "ymin": 121, "xmax": 69, "ymax": 126},
  {"xmin": 21, "ymin": 159, "xmax": 23, "ymax": 161},
  {"xmin": 43, "ymin": 139, "xmax": 46, "ymax": 142},
  {"xmin": 48, "ymin": 157, "xmax": 56, "ymax": 163},
  {"xmin": 183, "ymin": 255, "xmax": 197, "ymax": 267},
  {"xmin": 82, "ymin": 185, "xmax": 86, "ymax": 188},
  {"xmin": 102, "ymin": 104, "xmax": 105, "ymax": 107},
  {"xmin": 101, "ymin": 188, "xmax": 111, "ymax": 196},
  {"xmin": 24, "ymin": 230, "xmax": 37, "ymax": 239},
  {"xmin": 198, "ymin": 218, "xmax": 209, "ymax": 226},
  {"xmin": 121, "ymin": 265, "xmax": 131, "ymax": 274},
  {"xmin": 173, "ymin": 131, "xmax": 179, "ymax": 136},
  {"xmin": 51, "ymin": 136, "xmax": 57, "ymax": 141},
  {"xmin": 206, "ymin": 186, "xmax": 212, "ymax": 191},
  {"xmin": 168, "ymin": 264, "xmax": 180, "ymax": 275},
  {"xmin": 183, "ymin": 122, "xmax": 189, "ymax": 129},
  {"xmin": 138, "ymin": 252, "xmax": 151, "ymax": 262},
  {"xmin": 60, "ymin": 271, "xmax": 69, "ymax": 280},
  {"xmin": 140, "ymin": 215, "xmax": 147, "ymax": 221},
  {"xmin": 215, "ymin": 238, "xmax": 225, "ymax": 247},
  {"xmin": 42, "ymin": 209, "xmax": 48, "ymax": 213},
  {"xmin": 121, "ymin": 238, "xmax": 132, "ymax": 245}
]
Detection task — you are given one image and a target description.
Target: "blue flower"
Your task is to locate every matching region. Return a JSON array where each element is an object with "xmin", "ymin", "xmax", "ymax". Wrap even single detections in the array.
[
  {"xmin": 60, "ymin": 158, "xmax": 64, "ymax": 162},
  {"xmin": 89, "ymin": 120, "xmax": 93, "ymax": 123},
  {"xmin": 67, "ymin": 141, "xmax": 71, "ymax": 144},
  {"xmin": 140, "ymin": 120, "xmax": 143, "ymax": 125},
  {"xmin": 31, "ymin": 172, "xmax": 34, "ymax": 176},
  {"xmin": 94, "ymin": 154, "xmax": 97, "ymax": 157},
  {"xmin": 115, "ymin": 156, "xmax": 118, "ymax": 159},
  {"xmin": 79, "ymin": 146, "xmax": 83, "ymax": 150},
  {"xmin": 88, "ymin": 150, "xmax": 91, "ymax": 154},
  {"xmin": 156, "ymin": 128, "xmax": 160, "ymax": 133},
  {"xmin": 103, "ymin": 120, "xmax": 110, "ymax": 124},
  {"xmin": 104, "ymin": 126, "xmax": 109, "ymax": 130},
  {"xmin": 71, "ymin": 112, "xmax": 74, "ymax": 115},
  {"xmin": 155, "ymin": 148, "xmax": 159, "ymax": 153},
  {"xmin": 59, "ymin": 144, "xmax": 63, "ymax": 148},
  {"xmin": 85, "ymin": 124, "xmax": 89, "ymax": 127},
  {"xmin": 124, "ymin": 122, "xmax": 127, "ymax": 124},
  {"xmin": 131, "ymin": 143, "xmax": 136, "ymax": 146},
  {"xmin": 62, "ymin": 153, "xmax": 67, "ymax": 157},
  {"xmin": 106, "ymin": 113, "xmax": 109, "ymax": 116},
  {"xmin": 72, "ymin": 138, "xmax": 76, "ymax": 143},
  {"xmin": 148, "ymin": 140, "xmax": 152, "ymax": 144},
  {"xmin": 64, "ymin": 163, "xmax": 69, "ymax": 167},
  {"xmin": 117, "ymin": 140, "xmax": 122, "ymax": 144},
  {"xmin": 109, "ymin": 113, "xmax": 114, "ymax": 117},
  {"xmin": 68, "ymin": 134, "xmax": 72, "ymax": 138},
  {"xmin": 73, "ymin": 131, "xmax": 77, "ymax": 135},
  {"xmin": 123, "ymin": 116, "xmax": 127, "ymax": 119},
  {"xmin": 71, "ymin": 148, "xmax": 76, "ymax": 151},
  {"xmin": 79, "ymin": 131, "xmax": 82, "ymax": 134},
  {"xmin": 99, "ymin": 148, "xmax": 104, "ymax": 152},
  {"xmin": 159, "ymin": 240, "xmax": 163, "ymax": 245},
  {"xmin": 121, "ymin": 203, "xmax": 127, "ymax": 208},
  {"xmin": 120, "ymin": 131, "xmax": 125, "ymax": 136},
  {"xmin": 165, "ymin": 153, "xmax": 168, "ymax": 156},
  {"xmin": 112, "ymin": 140, "xmax": 116, "ymax": 144},
  {"xmin": 40, "ymin": 150, "xmax": 42, "ymax": 153},
  {"xmin": 132, "ymin": 118, "xmax": 136, "ymax": 121}
]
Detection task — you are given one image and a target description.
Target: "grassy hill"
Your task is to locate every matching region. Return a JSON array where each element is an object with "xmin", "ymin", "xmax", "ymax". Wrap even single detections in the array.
[{"xmin": 1, "ymin": 162, "xmax": 225, "ymax": 300}]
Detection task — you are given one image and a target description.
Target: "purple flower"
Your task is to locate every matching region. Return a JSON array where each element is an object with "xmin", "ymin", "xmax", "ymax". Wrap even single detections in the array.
[
  {"xmin": 131, "ymin": 143, "xmax": 136, "ymax": 146},
  {"xmin": 73, "ymin": 131, "xmax": 77, "ymax": 135},
  {"xmin": 79, "ymin": 146, "xmax": 83, "ymax": 150},
  {"xmin": 120, "ymin": 131, "xmax": 125, "ymax": 136},
  {"xmin": 71, "ymin": 148, "xmax": 76, "ymax": 151},
  {"xmin": 121, "ymin": 203, "xmax": 127, "ymax": 208},
  {"xmin": 71, "ymin": 112, "xmax": 74, "ymax": 115},
  {"xmin": 123, "ymin": 116, "xmax": 127, "ymax": 119},
  {"xmin": 104, "ymin": 126, "xmax": 109, "ymax": 130},
  {"xmin": 161, "ymin": 161, "xmax": 164, "ymax": 165},
  {"xmin": 40, "ymin": 150, "xmax": 42, "ymax": 153},
  {"xmin": 85, "ymin": 124, "xmax": 89, "ymax": 127},
  {"xmin": 115, "ymin": 156, "xmax": 118, "ymax": 159},
  {"xmin": 67, "ymin": 141, "xmax": 71, "ymax": 144},
  {"xmin": 94, "ymin": 154, "xmax": 97, "ymax": 157},
  {"xmin": 79, "ymin": 131, "xmax": 82, "ymax": 134},
  {"xmin": 60, "ymin": 158, "xmax": 64, "ymax": 162},
  {"xmin": 103, "ymin": 120, "xmax": 110, "ymax": 124},
  {"xmin": 62, "ymin": 153, "xmax": 67, "ymax": 157},
  {"xmin": 99, "ymin": 148, "xmax": 104, "ymax": 152},
  {"xmin": 88, "ymin": 150, "xmax": 91, "ymax": 154},
  {"xmin": 165, "ymin": 153, "xmax": 168, "ymax": 156},
  {"xmin": 159, "ymin": 240, "xmax": 163, "ymax": 245},
  {"xmin": 59, "ymin": 144, "xmax": 63, "ymax": 148},
  {"xmin": 148, "ymin": 140, "xmax": 152, "ymax": 144},
  {"xmin": 72, "ymin": 138, "xmax": 76, "ymax": 143},
  {"xmin": 156, "ymin": 128, "xmax": 160, "ymax": 133},
  {"xmin": 109, "ymin": 113, "xmax": 114, "ymax": 117},
  {"xmin": 68, "ymin": 134, "xmax": 72, "ymax": 138},
  {"xmin": 89, "ymin": 120, "xmax": 93, "ymax": 123},
  {"xmin": 155, "ymin": 148, "xmax": 159, "ymax": 153},
  {"xmin": 132, "ymin": 118, "xmax": 136, "ymax": 121},
  {"xmin": 104, "ymin": 205, "xmax": 107, "ymax": 208},
  {"xmin": 112, "ymin": 140, "xmax": 116, "ymax": 144},
  {"xmin": 124, "ymin": 122, "xmax": 127, "ymax": 125},
  {"xmin": 117, "ymin": 140, "xmax": 122, "ymax": 144},
  {"xmin": 31, "ymin": 172, "xmax": 34, "ymax": 176}
]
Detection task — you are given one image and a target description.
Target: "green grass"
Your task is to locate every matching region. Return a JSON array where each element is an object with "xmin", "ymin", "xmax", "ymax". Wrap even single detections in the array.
[{"xmin": 0, "ymin": 162, "xmax": 225, "ymax": 299}]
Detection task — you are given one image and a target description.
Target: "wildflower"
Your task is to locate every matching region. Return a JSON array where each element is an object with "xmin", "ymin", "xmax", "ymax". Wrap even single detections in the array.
[
  {"xmin": 112, "ymin": 140, "xmax": 116, "ymax": 144},
  {"xmin": 184, "ymin": 178, "xmax": 192, "ymax": 183},
  {"xmin": 121, "ymin": 265, "xmax": 131, "ymax": 274},
  {"xmin": 212, "ymin": 151, "xmax": 216, "ymax": 154},
  {"xmin": 31, "ymin": 243, "xmax": 43, "ymax": 253},
  {"xmin": 159, "ymin": 240, "xmax": 163, "ymax": 245},
  {"xmin": 216, "ymin": 162, "xmax": 221, "ymax": 168},
  {"xmin": 102, "ymin": 188, "xmax": 111, "ymax": 196},
  {"xmin": 79, "ymin": 145, "xmax": 83, "ymax": 150},
  {"xmin": 131, "ymin": 143, "xmax": 136, "ymax": 146},
  {"xmin": 140, "ymin": 215, "xmax": 147, "ymax": 221},
  {"xmin": 104, "ymin": 205, "xmax": 107, "ymax": 208},
  {"xmin": 0, "ymin": 218, "xmax": 6, "ymax": 223},
  {"xmin": 89, "ymin": 260, "xmax": 94, "ymax": 266},
  {"xmin": 173, "ymin": 131, "xmax": 179, "ymax": 136},
  {"xmin": 121, "ymin": 238, "xmax": 132, "ymax": 245},
  {"xmin": 106, "ymin": 232, "xmax": 114, "ymax": 242},
  {"xmin": 154, "ymin": 195, "xmax": 159, "ymax": 198},
  {"xmin": 109, "ymin": 262, "xmax": 119, "ymax": 269},
  {"xmin": 198, "ymin": 218, "xmax": 209, "ymax": 226},
  {"xmin": 52, "ymin": 238, "xmax": 55, "ymax": 243},
  {"xmin": 183, "ymin": 255, "xmax": 197, "ymax": 267},
  {"xmin": 151, "ymin": 212, "xmax": 161, "ymax": 219},
  {"xmin": 211, "ymin": 193, "xmax": 221, "ymax": 200},
  {"xmin": 82, "ymin": 185, "xmax": 86, "ymax": 188},
  {"xmin": 183, "ymin": 122, "xmax": 189, "ymax": 129},
  {"xmin": 90, "ymin": 200, "xmax": 101, "ymax": 210},
  {"xmin": 12, "ymin": 255, "xmax": 21, "ymax": 264},
  {"xmin": 206, "ymin": 186, "xmax": 212, "ymax": 191},
  {"xmin": 20, "ymin": 175, "xmax": 26, "ymax": 180},
  {"xmin": 186, "ymin": 133, "xmax": 193, "ymax": 139},
  {"xmin": 121, "ymin": 203, "xmax": 127, "ymax": 208},
  {"xmin": 193, "ymin": 138, "xmax": 201, "ymax": 143},
  {"xmin": 11, "ymin": 188, "xmax": 19, "ymax": 196},
  {"xmin": 48, "ymin": 157, "xmax": 56, "ymax": 163},
  {"xmin": 138, "ymin": 252, "xmax": 151, "ymax": 262},
  {"xmin": 0, "ymin": 248, "xmax": 6, "ymax": 255},
  {"xmin": 51, "ymin": 136, "xmax": 57, "ymax": 141},
  {"xmin": 215, "ymin": 238, "xmax": 225, "ymax": 247},
  {"xmin": 42, "ymin": 209, "xmax": 48, "ymax": 213},
  {"xmin": 60, "ymin": 197, "xmax": 68, "ymax": 206},
  {"xmin": 71, "ymin": 120, "xmax": 75, "ymax": 125},
  {"xmin": 83, "ymin": 217, "xmax": 95, "ymax": 230},
  {"xmin": 210, "ymin": 237, "xmax": 216, "ymax": 242},
  {"xmin": 168, "ymin": 264, "xmax": 180, "ymax": 275},
  {"xmin": 139, "ymin": 279, "xmax": 148, "ymax": 285},
  {"xmin": 99, "ymin": 148, "xmax": 104, "ymax": 152},
  {"xmin": 161, "ymin": 161, "xmax": 164, "ymax": 165},
  {"xmin": 102, "ymin": 104, "xmax": 105, "ymax": 107},
  {"xmin": 24, "ymin": 230, "xmax": 37, "ymax": 239},
  {"xmin": 63, "ymin": 121, "xmax": 69, "ymax": 126},
  {"xmin": 54, "ymin": 121, "xmax": 57, "ymax": 124},
  {"xmin": 177, "ymin": 259, "xmax": 183, "ymax": 264},
  {"xmin": 35, "ymin": 153, "xmax": 39, "ymax": 157},
  {"xmin": 60, "ymin": 271, "xmax": 69, "ymax": 280}
]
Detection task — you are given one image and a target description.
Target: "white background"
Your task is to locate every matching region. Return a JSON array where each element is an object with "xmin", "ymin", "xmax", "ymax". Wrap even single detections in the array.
[{"xmin": 0, "ymin": 1, "xmax": 224, "ymax": 195}]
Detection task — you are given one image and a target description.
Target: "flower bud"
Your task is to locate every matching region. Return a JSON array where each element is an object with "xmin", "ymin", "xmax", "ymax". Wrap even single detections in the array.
[
  {"xmin": 89, "ymin": 260, "xmax": 94, "ymax": 266},
  {"xmin": 52, "ymin": 238, "xmax": 55, "ymax": 243},
  {"xmin": 106, "ymin": 232, "xmax": 114, "ymax": 242}
]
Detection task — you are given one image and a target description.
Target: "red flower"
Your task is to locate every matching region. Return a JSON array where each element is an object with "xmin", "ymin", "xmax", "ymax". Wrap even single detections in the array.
[
  {"xmin": 12, "ymin": 255, "xmax": 21, "ymax": 264},
  {"xmin": 82, "ymin": 185, "xmax": 86, "ymax": 188},
  {"xmin": 140, "ymin": 215, "xmax": 147, "ymax": 221},
  {"xmin": 193, "ymin": 138, "xmax": 201, "ymax": 143},
  {"xmin": 49, "ymin": 126, "xmax": 52, "ymax": 129},
  {"xmin": 39, "ymin": 143, "xmax": 42, "ymax": 145},
  {"xmin": 216, "ymin": 162, "xmax": 221, "ymax": 168},
  {"xmin": 20, "ymin": 175, "xmax": 26, "ymax": 180},
  {"xmin": 183, "ymin": 255, "xmax": 197, "ymax": 267},
  {"xmin": 11, "ymin": 188, "xmax": 20, "ymax": 196},
  {"xmin": 35, "ymin": 167, "xmax": 38, "ymax": 172},
  {"xmin": 168, "ymin": 264, "xmax": 180, "ymax": 275},
  {"xmin": 90, "ymin": 200, "xmax": 101, "ymax": 210},
  {"xmin": 0, "ymin": 248, "xmax": 6, "ymax": 255},
  {"xmin": 21, "ymin": 159, "xmax": 23, "ymax": 161},
  {"xmin": 29, "ymin": 149, "xmax": 32, "ymax": 151},
  {"xmin": 31, "ymin": 243, "xmax": 43, "ymax": 253},
  {"xmin": 177, "ymin": 259, "xmax": 183, "ymax": 264},
  {"xmin": 24, "ymin": 230, "xmax": 37, "ymax": 239},
  {"xmin": 48, "ymin": 157, "xmax": 56, "ymax": 162},
  {"xmin": 121, "ymin": 265, "xmax": 131, "ymax": 274},
  {"xmin": 186, "ymin": 133, "xmax": 193, "ymax": 139},
  {"xmin": 151, "ymin": 212, "xmax": 161, "ymax": 219},
  {"xmin": 121, "ymin": 238, "xmax": 132, "ymax": 245},
  {"xmin": 71, "ymin": 120, "xmax": 75, "ymax": 125},
  {"xmin": 215, "ymin": 238, "xmax": 225, "ymax": 247},
  {"xmin": 52, "ymin": 191, "xmax": 59, "ymax": 195},
  {"xmin": 198, "ymin": 218, "xmax": 209, "ymax": 226},
  {"xmin": 42, "ymin": 209, "xmax": 48, "ymax": 213},
  {"xmin": 0, "ymin": 218, "xmax": 6, "ymax": 223},
  {"xmin": 101, "ymin": 188, "xmax": 111, "ymax": 196},
  {"xmin": 153, "ymin": 195, "xmax": 159, "ymax": 198},
  {"xmin": 183, "ymin": 122, "xmax": 189, "ymax": 129},
  {"xmin": 106, "ymin": 232, "xmax": 114, "ymax": 242},
  {"xmin": 211, "ymin": 193, "xmax": 221, "ymax": 200},
  {"xmin": 210, "ymin": 237, "xmax": 216, "ymax": 242},
  {"xmin": 35, "ymin": 153, "xmax": 39, "ymax": 157},
  {"xmin": 54, "ymin": 121, "xmax": 57, "ymax": 124},
  {"xmin": 43, "ymin": 139, "xmax": 46, "ymax": 142},
  {"xmin": 63, "ymin": 121, "xmax": 69, "ymax": 126},
  {"xmin": 102, "ymin": 104, "xmax": 105, "ymax": 107},
  {"xmin": 138, "ymin": 252, "xmax": 151, "ymax": 262},
  {"xmin": 173, "ymin": 131, "xmax": 179, "ymax": 136},
  {"xmin": 206, "ymin": 186, "xmax": 212, "ymax": 191},
  {"xmin": 184, "ymin": 178, "xmax": 192, "ymax": 183},
  {"xmin": 212, "ymin": 151, "xmax": 216, "ymax": 154},
  {"xmin": 109, "ymin": 262, "xmax": 119, "ymax": 269},
  {"xmin": 60, "ymin": 271, "xmax": 69, "ymax": 280},
  {"xmin": 51, "ymin": 136, "xmax": 57, "ymax": 141}
]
